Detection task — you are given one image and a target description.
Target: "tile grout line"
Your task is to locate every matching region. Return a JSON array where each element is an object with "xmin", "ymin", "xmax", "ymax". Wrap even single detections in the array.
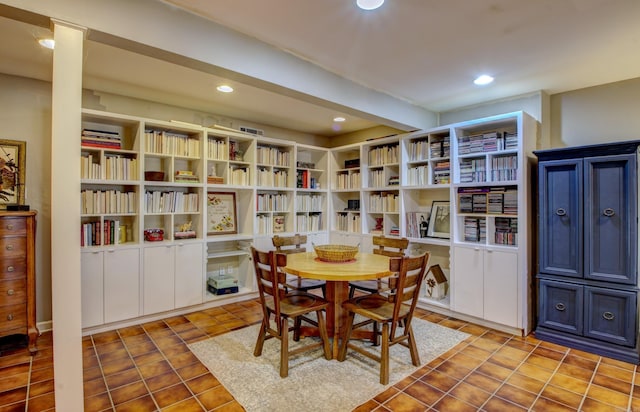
[
  {"xmin": 525, "ymin": 345, "xmax": 570, "ymax": 411},
  {"xmin": 90, "ymin": 334, "xmax": 116, "ymax": 411}
]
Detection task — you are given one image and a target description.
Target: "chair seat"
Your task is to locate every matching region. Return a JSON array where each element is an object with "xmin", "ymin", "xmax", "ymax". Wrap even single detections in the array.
[
  {"xmin": 343, "ymin": 294, "xmax": 410, "ymax": 323},
  {"xmin": 266, "ymin": 292, "xmax": 329, "ymax": 317},
  {"xmin": 286, "ymin": 275, "xmax": 326, "ymax": 292},
  {"xmin": 348, "ymin": 279, "xmax": 388, "ymax": 294}
]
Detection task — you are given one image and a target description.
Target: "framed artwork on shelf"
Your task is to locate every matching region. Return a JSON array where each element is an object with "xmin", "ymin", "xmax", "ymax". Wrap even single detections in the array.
[
  {"xmin": 0, "ymin": 139, "xmax": 26, "ymax": 208},
  {"xmin": 207, "ymin": 192, "xmax": 237, "ymax": 235},
  {"xmin": 427, "ymin": 200, "xmax": 450, "ymax": 239}
]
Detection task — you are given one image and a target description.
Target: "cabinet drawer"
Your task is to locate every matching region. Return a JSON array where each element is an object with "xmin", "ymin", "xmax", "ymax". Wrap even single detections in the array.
[
  {"xmin": 0, "ymin": 278, "xmax": 26, "ymax": 306},
  {"xmin": 538, "ymin": 279, "xmax": 583, "ymax": 335},
  {"xmin": 0, "ymin": 303, "xmax": 26, "ymax": 331},
  {"xmin": 585, "ymin": 286, "xmax": 636, "ymax": 347},
  {"xmin": 0, "ymin": 217, "xmax": 26, "ymax": 237},
  {"xmin": 0, "ymin": 237, "xmax": 26, "ymax": 258},
  {"xmin": 0, "ymin": 257, "xmax": 26, "ymax": 279}
]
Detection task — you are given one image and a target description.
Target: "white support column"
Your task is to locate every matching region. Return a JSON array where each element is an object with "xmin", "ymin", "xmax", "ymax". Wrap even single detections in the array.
[{"xmin": 51, "ymin": 20, "xmax": 85, "ymax": 411}]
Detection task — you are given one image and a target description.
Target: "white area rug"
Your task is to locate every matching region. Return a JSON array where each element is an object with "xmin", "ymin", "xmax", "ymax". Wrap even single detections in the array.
[{"xmin": 188, "ymin": 318, "xmax": 469, "ymax": 412}]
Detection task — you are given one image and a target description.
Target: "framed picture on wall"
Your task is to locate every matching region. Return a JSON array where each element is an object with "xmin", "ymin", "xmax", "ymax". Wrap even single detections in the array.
[
  {"xmin": 207, "ymin": 192, "xmax": 237, "ymax": 235},
  {"xmin": 427, "ymin": 200, "xmax": 450, "ymax": 239},
  {"xmin": 0, "ymin": 139, "xmax": 26, "ymax": 208}
]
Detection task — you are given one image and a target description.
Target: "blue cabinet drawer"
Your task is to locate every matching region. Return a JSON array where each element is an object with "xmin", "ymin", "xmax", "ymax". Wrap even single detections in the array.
[
  {"xmin": 538, "ymin": 279, "xmax": 583, "ymax": 335},
  {"xmin": 585, "ymin": 286, "xmax": 636, "ymax": 347}
]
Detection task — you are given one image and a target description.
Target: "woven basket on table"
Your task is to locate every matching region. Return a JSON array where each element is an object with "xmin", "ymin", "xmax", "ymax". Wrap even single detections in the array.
[{"xmin": 313, "ymin": 244, "xmax": 359, "ymax": 263}]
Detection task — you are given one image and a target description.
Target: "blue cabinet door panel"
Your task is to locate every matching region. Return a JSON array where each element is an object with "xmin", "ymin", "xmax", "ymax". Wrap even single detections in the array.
[
  {"xmin": 539, "ymin": 279, "xmax": 583, "ymax": 334},
  {"xmin": 539, "ymin": 160, "xmax": 583, "ymax": 277},
  {"xmin": 584, "ymin": 286, "xmax": 636, "ymax": 347},
  {"xmin": 585, "ymin": 155, "xmax": 638, "ymax": 284}
]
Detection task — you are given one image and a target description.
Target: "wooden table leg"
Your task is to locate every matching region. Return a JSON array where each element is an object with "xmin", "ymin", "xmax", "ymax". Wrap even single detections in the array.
[{"xmin": 325, "ymin": 280, "xmax": 348, "ymax": 358}]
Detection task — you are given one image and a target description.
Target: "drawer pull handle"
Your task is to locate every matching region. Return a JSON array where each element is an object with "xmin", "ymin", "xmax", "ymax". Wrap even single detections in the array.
[
  {"xmin": 6, "ymin": 224, "xmax": 14, "ymax": 230},
  {"xmin": 555, "ymin": 303, "xmax": 566, "ymax": 311},
  {"xmin": 7, "ymin": 289, "xmax": 14, "ymax": 296},
  {"xmin": 556, "ymin": 208, "xmax": 567, "ymax": 216},
  {"xmin": 603, "ymin": 208, "xmax": 615, "ymax": 217},
  {"xmin": 7, "ymin": 314, "xmax": 13, "ymax": 321},
  {"xmin": 7, "ymin": 266, "xmax": 14, "ymax": 272},
  {"xmin": 603, "ymin": 311, "xmax": 615, "ymax": 320},
  {"xmin": 6, "ymin": 244, "xmax": 14, "ymax": 251}
]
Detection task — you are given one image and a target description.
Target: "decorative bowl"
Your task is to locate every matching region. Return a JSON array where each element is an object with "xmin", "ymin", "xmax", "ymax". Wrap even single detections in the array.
[
  {"xmin": 145, "ymin": 171, "xmax": 165, "ymax": 181},
  {"xmin": 313, "ymin": 244, "xmax": 359, "ymax": 262}
]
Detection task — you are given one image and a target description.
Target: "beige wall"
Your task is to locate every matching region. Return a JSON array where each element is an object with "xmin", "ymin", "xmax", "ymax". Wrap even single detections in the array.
[{"xmin": 550, "ymin": 77, "xmax": 640, "ymax": 148}]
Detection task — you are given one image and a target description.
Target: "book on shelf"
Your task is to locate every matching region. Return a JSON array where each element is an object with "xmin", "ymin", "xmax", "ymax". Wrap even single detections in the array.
[{"xmin": 273, "ymin": 215, "xmax": 285, "ymax": 233}]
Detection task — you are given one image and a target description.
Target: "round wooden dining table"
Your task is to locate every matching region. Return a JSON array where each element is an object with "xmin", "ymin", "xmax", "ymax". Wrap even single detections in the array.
[{"xmin": 284, "ymin": 251, "xmax": 392, "ymax": 357}]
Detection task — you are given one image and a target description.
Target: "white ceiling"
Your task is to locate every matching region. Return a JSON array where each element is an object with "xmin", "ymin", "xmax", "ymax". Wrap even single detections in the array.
[{"xmin": 1, "ymin": 0, "xmax": 640, "ymax": 137}]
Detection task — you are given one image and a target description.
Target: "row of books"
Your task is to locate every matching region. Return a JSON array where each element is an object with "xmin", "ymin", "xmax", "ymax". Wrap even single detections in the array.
[
  {"xmin": 368, "ymin": 169, "xmax": 387, "ymax": 187},
  {"xmin": 295, "ymin": 194, "xmax": 323, "ymax": 212},
  {"xmin": 81, "ymin": 128, "xmax": 122, "ymax": 150},
  {"xmin": 81, "ymin": 219, "xmax": 123, "ymax": 247},
  {"xmin": 459, "ymin": 158, "xmax": 487, "ymax": 183},
  {"xmin": 296, "ymin": 169, "xmax": 318, "ymax": 189},
  {"xmin": 228, "ymin": 166, "xmax": 250, "ymax": 186},
  {"xmin": 296, "ymin": 213, "xmax": 322, "ymax": 232},
  {"xmin": 207, "ymin": 139, "xmax": 228, "ymax": 161},
  {"xmin": 335, "ymin": 212, "xmax": 361, "ymax": 232},
  {"xmin": 458, "ymin": 131, "xmax": 517, "ymax": 155},
  {"xmin": 256, "ymin": 193, "xmax": 288, "ymax": 212},
  {"xmin": 464, "ymin": 217, "xmax": 487, "ymax": 243},
  {"xmin": 368, "ymin": 144, "xmax": 399, "ymax": 166},
  {"xmin": 144, "ymin": 191, "xmax": 199, "ymax": 213},
  {"xmin": 368, "ymin": 192, "xmax": 399, "ymax": 213},
  {"xmin": 256, "ymin": 145, "xmax": 290, "ymax": 167},
  {"xmin": 335, "ymin": 171, "xmax": 361, "ymax": 189},
  {"xmin": 255, "ymin": 214, "xmax": 285, "ymax": 234},
  {"xmin": 495, "ymin": 217, "xmax": 518, "ymax": 245},
  {"xmin": 256, "ymin": 168, "xmax": 288, "ymax": 187},
  {"xmin": 458, "ymin": 187, "xmax": 517, "ymax": 215},
  {"xmin": 431, "ymin": 137, "xmax": 451, "ymax": 159},
  {"xmin": 145, "ymin": 130, "xmax": 200, "ymax": 157},
  {"xmin": 81, "ymin": 190, "xmax": 136, "ymax": 215}
]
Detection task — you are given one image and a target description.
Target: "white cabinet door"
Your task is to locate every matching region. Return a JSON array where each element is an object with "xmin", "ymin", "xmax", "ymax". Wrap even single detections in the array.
[
  {"xmin": 81, "ymin": 251, "xmax": 104, "ymax": 328},
  {"xmin": 452, "ymin": 246, "xmax": 484, "ymax": 318},
  {"xmin": 104, "ymin": 248, "xmax": 140, "ymax": 323},
  {"xmin": 484, "ymin": 249, "xmax": 518, "ymax": 328},
  {"xmin": 175, "ymin": 243, "xmax": 204, "ymax": 308},
  {"xmin": 143, "ymin": 245, "xmax": 175, "ymax": 315}
]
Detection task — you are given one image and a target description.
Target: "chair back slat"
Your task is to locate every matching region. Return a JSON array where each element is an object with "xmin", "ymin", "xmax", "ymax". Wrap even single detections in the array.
[
  {"xmin": 372, "ymin": 235, "xmax": 409, "ymax": 257},
  {"xmin": 251, "ymin": 248, "xmax": 290, "ymax": 327},
  {"xmin": 272, "ymin": 234, "xmax": 307, "ymax": 254}
]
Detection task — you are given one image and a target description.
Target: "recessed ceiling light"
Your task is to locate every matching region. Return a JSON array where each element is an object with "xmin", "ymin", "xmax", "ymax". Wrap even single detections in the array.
[
  {"xmin": 474, "ymin": 75, "xmax": 494, "ymax": 86},
  {"xmin": 333, "ymin": 117, "xmax": 346, "ymax": 122},
  {"xmin": 38, "ymin": 38, "xmax": 55, "ymax": 49},
  {"xmin": 357, "ymin": 0, "xmax": 384, "ymax": 10},
  {"xmin": 216, "ymin": 85, "xmax": 234, "ymax": 93}
]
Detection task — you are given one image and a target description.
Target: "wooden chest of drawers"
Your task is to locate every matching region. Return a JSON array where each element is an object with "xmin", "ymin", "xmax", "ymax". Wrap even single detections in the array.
[{"xmin": 0, "ymin": 211, "xmax": 37, "ymax": 354}]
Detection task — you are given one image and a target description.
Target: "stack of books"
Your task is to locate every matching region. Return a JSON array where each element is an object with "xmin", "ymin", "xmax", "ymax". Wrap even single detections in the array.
[
  {"xmin": 175, "ymin": 170, "xmax": 198, "ymax": 183},
  {"xmin": 81, "ymin": 128, "xmax": 122, "ymax": 149}
]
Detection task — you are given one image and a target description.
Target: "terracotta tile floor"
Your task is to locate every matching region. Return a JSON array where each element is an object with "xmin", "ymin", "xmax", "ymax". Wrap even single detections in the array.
[{"xmin": 1, "ymin": 298, "xmax": 640, "ymax": 411}]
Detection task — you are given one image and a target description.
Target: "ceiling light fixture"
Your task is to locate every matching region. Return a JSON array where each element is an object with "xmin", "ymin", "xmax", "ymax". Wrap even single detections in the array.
[
  {"xmin": 216, "ymin": 85, "xmax": 234, "ymax": 93},
  {"xmin": 333, "ymin": 117, "xmax": 346, "ymax": 122},
  {"xmin": 474, "ymin": 75, "xmax": 494, "ymax": 86},
  {"xmin": 38, "ymin": 38, "xmax": 55, "ymax": 49},
  {"xmin": 357, "ymin": 0, "xmax": 384, "ymax": 11}
]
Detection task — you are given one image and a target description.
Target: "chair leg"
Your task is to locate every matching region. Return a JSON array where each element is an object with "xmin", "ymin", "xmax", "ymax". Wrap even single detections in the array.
[
  {"xmin": 254, "ymin": 317, "xmax": 268, "ymax": 357},
  {"xmin": 407, "ymin": 324, "xmax": 421, "ymax": 366},
  {"xmin": 372, "ymin": 321, "xmax": 380, "ymax": 346},
  {"xmin": 348, "ymin": 285, "xmax": 355, "ymax": 299},
  {"xmin": 380, "ymin": 322, "xmax": 390, "ymax": 385},
  {"xmin": 337, "ymin": 311, "xmax": 356, "ymax": 361},
  {"xmin": 320, "ymin": 284, "xmax": 327, "ymax": 299},
  {"xmin": 279, "ymin": 316, "xmax": 289, "ymax": 378},
  {"xmin": 293, "ymin": 316, "xmax": 302, "ymax": 341},
  {"xmin": 316, "ymin": 309, "xmax": 332, "ymax": 360}
]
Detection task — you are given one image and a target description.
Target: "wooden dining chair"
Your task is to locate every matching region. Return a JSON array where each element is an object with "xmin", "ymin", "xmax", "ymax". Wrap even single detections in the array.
[
  {"xmin": 251, "ymin": 247, "xmax": 332, "ymax": 378},
  {"xmin": 338, "ymin": 252, "xmax": 430, "ymax": 384},
  {"xmin": 348, "ymin": 235, "xmax": 409, "ymax": 298},
  {"xmin": 272, "ymin": 234, "xmax": 326, "ymax": 297}
]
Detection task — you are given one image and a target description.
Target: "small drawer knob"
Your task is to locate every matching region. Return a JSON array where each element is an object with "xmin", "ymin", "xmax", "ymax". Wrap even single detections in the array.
[
  {"xmin": 6, "ymin": 224, "xmax": 13, "ymax": 230},
  {"xmin": 7, "ymin": 266, "xmax": 14, "ymax": 272},
  {"xmin": 7, "ymin": 314, "xmax": 13, "ymax": 321},
  {"xmin": 7, "ymin": 289, "xmax": 14, "ymax": 295},
  {"xmin": 6, "ymin": 244, "xmax": 14, "ymax": 251},
  {"xmin": 555, "ymin": 302, "xmax": 566, "ymax": 311},
  {"xmin": 603, "ymin": 311, "xmax": 615, "ymax": 320}
]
